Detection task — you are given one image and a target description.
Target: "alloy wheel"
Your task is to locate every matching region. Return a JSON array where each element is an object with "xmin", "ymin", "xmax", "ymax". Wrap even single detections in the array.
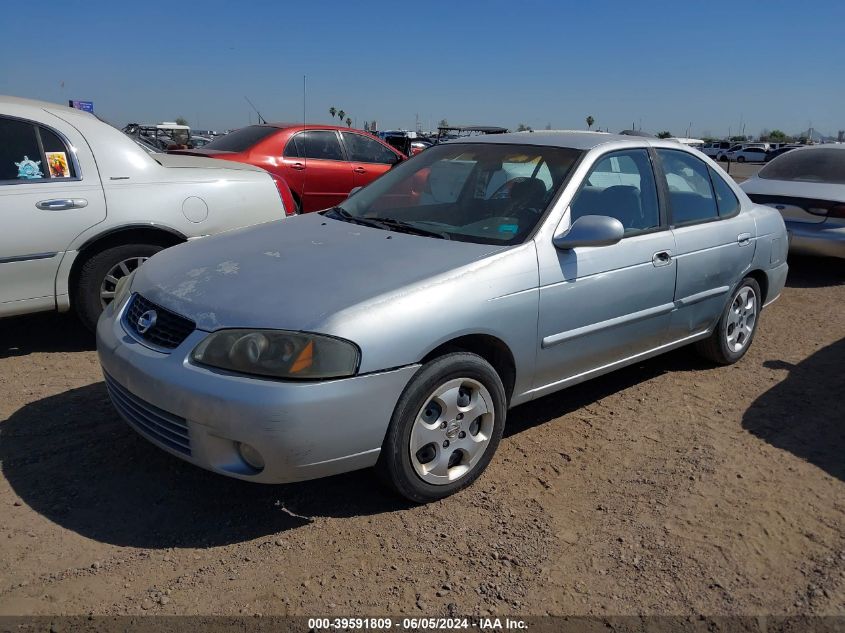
[
  {"xmin": 100, "ymin": 257, "xmax": 148, "ymax": 308},
  {"xmin": 725, "ymin": 285, "xmax": 757, "ymax": 353}
]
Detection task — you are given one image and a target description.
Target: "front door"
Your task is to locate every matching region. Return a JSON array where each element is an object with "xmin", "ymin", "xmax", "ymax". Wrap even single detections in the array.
[
  {"xmin": 533, "ymin": 148, "xmax": 677, "ymax": 396},
  {"xmin": 0, "ymin": 113, "xmax": 106, "ymax": 314},
  {"xmin": 281, "ymin": 130, "xmax": 353, "ymax": 212}
]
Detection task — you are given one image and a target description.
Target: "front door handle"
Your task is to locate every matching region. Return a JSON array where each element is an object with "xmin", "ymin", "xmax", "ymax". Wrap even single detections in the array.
[
  {"xmin": 36, "ymin": 198, "xmax": 88, "ymax": 211},
  {"xmin": 290, "ymin": 162, "xmax": 306, "ymax": 171},
  {"xmin": 353, "ymin": 166, "xmax": 366, "ymax": 174},
  {"xmin": 652, "ymin": 250, "xmax": 672, "ymax": 267},
  {"xmin": 737, "ymin": 232, "xmax": 752, "ymax": 246}
]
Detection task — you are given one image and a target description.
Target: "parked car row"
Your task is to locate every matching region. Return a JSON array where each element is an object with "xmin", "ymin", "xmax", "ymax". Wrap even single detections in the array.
[{"xmin": 701, "ymin": 141, "xmax": 802, "ymax": 163}]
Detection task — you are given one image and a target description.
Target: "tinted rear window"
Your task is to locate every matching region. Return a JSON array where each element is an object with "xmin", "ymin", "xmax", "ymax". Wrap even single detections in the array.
[
  {"xmin": 202, "ymin": 126, "xmax": 279, "ymax": 152},
  {"xmin": 759, "ymin": 148, "xmax": 845, "ymax": 185}
]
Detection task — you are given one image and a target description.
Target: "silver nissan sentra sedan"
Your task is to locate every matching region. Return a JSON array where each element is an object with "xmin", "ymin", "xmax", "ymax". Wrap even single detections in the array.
[{"xmin": 97, "ymin": 132, "xmax": 789, "ymax": 502}]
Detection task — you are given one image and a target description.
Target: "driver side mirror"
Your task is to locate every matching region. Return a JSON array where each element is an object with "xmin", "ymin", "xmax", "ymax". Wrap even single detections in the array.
[{"xmin": 553, "ymin": 214, "xmax": 624, "ymax": 249}]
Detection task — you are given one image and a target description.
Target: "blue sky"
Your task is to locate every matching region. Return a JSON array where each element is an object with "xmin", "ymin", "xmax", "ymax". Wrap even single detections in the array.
[{"xmin": 2, "ymin": 0, "xmax": 843, "ymax": 137}]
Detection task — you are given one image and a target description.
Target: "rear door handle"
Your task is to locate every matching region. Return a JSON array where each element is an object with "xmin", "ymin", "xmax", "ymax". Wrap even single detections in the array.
[
  {"xmin": 290, "ymin": 162, "xmax": 305, "ymax": 171},
  {"xmin": 353, "ymin": 166, "xmax": 366, "ymax": 174},
  {"xmin": 36, "ymin": 198, "xmax": 88, "ymax": 210},
  {"xmin": 737, "ymin": 232, "xmax": 752, "ymax": 246},
  {"xmin": 652, "ymin": 250, "xmax": 672, "ymax": 267}
]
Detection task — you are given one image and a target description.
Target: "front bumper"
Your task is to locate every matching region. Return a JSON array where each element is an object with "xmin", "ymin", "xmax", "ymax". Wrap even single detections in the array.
[
  {"xmin": 787, "ymin": 222, "xmax": 845, "ymax": 259},
  {"xmin": 96, "ymin": 298, "xmax": 419, "ymax": 484}
]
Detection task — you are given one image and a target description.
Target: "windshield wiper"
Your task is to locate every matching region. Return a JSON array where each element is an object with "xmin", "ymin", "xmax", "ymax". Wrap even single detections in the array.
[
  {"xmin": 373, "ymin": 217, "xmax": 451, "ymax": 240},
  {"xmin": 322, "ymin": 207, "xmax": 386, "ymax": 230},
  {"xmin": 323, "ymin": 208, "xmax": 449, "ymax": 239}
]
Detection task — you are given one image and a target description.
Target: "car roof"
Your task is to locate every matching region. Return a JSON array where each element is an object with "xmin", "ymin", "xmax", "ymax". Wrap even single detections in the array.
[{"xmin": 449, "ymin": 130, "xmax": 686, "ymax": 151}]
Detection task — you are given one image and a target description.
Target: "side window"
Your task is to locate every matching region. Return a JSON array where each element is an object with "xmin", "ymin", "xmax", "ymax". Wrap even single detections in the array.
[
  {"xmin": 656, "ymin": 149, "xmax": 718, "ymax": 225},
  {"xmin": 709, "ymin": 167, "xmax": 740, "ymax": 216},
  {"xmin": 0, "ymin": 118, "xmax": 76, "ymax": 182},
  {"xmin": 39, "ymin": 126, "xmax": 76, "ymax": 179},
  {"xmin": 1, "ymin": 118, "xmax": 45, "ymax": 181},
  {"xmin": 570, "ymin": 149, "xmax": 660, "ymax": 234},
  {"xmin": 288, "ymin": 131, "xmax": 344, "ymax": 161},
  {"xmin": 341, "ymin": 132, "xmax": 397, "ymax": 164}
]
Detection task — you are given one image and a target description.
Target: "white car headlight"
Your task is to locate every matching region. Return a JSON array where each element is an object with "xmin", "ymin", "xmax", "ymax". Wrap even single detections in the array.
[{"xmin": 191, "ymin": 329, "xmax": 360, "ymax": 380}]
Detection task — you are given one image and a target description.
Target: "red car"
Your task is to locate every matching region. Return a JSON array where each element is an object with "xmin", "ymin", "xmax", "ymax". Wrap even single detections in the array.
[{"xmin": 172, "ymin": 125, "xmax": 406, "ymax": 213}]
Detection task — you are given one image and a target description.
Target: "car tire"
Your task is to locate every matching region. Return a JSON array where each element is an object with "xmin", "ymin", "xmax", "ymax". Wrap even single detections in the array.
[
  {"xmin": 695, "ymin": 277, "xmax": 761, "ymax": 365},
  {"xmin": 74, "ymin": 243, "xmax": 163, "ymax": 331},
  {"xmin": 376, "ymin": 352, "xmax": 506, "ymax": 503},
  {"xmin": 719, "ymin": 155, "xmax": 728, "ymax": 162},
  {"xmin": 737, "ymin": 156, "xmax": 746, "ymax": 163}
]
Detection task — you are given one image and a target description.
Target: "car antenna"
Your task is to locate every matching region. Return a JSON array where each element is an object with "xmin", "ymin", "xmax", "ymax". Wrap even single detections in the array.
[
  {"xmin": 302, "ymin": 73, "xmax": 307, "ymax": 210},
  {"xmin": 244, "ymin": 96, "xmax": 266, "ymax": 125}
]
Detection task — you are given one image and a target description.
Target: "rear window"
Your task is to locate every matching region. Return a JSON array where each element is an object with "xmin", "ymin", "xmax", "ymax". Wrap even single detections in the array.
[
  {"xmin": 202, "ymin": 126, "xmax": 279, "ymax": 152},
  {"xmin": 759, "ymin": 148, "xmax": 845, "ymax": 185}
]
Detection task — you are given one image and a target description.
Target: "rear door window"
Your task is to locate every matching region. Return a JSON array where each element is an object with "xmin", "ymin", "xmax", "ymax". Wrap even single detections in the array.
[
  {"xmin": 657, "ymin": 149, "xmax": 718, "ymax": 225},
  {"xmin": 341, "ymin": 132, "xmax": 397, "ymax": 164},
  {"xmin": 708, "ymin": 167, "xmax": 739, "ymax": 216},
  {"xmin": 287, "ymin": 131, "xmax": 345, "ymax": 161},
  {"xmin": 0, "ymin": 117, "xmax": 76, "ymax": 182}
]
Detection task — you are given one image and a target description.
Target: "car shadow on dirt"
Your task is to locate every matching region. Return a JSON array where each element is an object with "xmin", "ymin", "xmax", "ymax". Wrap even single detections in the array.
[
  {"xmin": 0, "ymin": 312, "xmax": 94, "ymax": 359},
  {"xmin": 1, "ymin": 347, "xmax": 712, "ymax": 550},
  {"xmin": 785, "ymin": 255, "xmax": 845, "ymax": 288},
  {"xmin": 0, "ymin": 381, "xmax": 416, "ymax": 549},
  {"xmin": 742, "ymin": 337, "xmax": 844, "ymax": 483}
]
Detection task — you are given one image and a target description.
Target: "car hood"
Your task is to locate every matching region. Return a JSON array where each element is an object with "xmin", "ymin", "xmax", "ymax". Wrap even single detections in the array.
[
  {"xmin": 132, "ymin": 213, "xmax": 505, "ymax": 332},
  {"xmin": 153, "ymin": 153, "xmax": 264, "ymax": 172}
]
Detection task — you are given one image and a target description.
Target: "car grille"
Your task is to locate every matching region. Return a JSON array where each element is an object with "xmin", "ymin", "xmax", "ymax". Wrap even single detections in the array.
[
  {"xmin": 124, "ymin": 294, "xmax": 195, "ymax": 350},
  {"xmin": 104, "ymin": 371, "xmax": 192, "ymax": 456}
]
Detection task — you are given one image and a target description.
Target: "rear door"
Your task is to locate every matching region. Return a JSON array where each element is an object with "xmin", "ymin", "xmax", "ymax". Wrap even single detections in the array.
[
  {"xmin": 281, "ymin": 130, "xmax": 352, "ymax": 212},
  {"xmin": 340, "ymin": 131, "xmax": 402, "ymax": 188},
  {"xmin": 0, "ymin": 112, "xmax": 106, "ymax": 314},
  {"xmin": 655, "ymin": 148, "xmax": 755, "ymax": 339}
]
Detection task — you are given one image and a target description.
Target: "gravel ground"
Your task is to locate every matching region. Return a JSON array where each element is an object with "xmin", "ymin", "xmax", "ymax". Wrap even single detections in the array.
[{"xmin": 0, "ymin": 255, "xmax": 843, "ymax": 618}]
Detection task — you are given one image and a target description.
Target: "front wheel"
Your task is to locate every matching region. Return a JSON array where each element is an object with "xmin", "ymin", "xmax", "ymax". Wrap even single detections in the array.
[
  {"xmin": 74, "ymin": 243, "xmax": 163, "ymax": 331},
  {"xmin": 695, "ymin": 277, "xmax": 761, "ymax": 365},
  {"xmin": 377, "ymin": 353, "xmax": 506, "ymax": 503}
]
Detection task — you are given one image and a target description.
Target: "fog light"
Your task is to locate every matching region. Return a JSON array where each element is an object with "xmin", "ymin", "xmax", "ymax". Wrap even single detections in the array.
[{"xmin": 236, "ymin": 442, "xmax": 265, "ymax": 471}]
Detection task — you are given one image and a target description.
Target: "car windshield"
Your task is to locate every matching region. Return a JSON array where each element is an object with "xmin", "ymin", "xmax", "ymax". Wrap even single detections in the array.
[
  {"xmin": 327, "ymin": 143, "xmax": 582, "ymax": 245},
  {"xmin": 202, "ymin": 125, "xmax": 279, "ymax": 152},
  {"xmin": 758, "ymin": 148, "xmax": 845, "ymax": 185}
]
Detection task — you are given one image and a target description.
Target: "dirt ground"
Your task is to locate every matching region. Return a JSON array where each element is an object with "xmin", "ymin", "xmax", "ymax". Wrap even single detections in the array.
[{"xmin": 0, "ymin": 255, "xmax": 843, "ymax": 619}]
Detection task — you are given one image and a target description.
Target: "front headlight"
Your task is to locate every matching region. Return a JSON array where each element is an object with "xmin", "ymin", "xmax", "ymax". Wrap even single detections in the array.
[
  {"xmin": 191, "ymin": 329, "xmax": 360, "ymax": 380},
  {"xmin": 113, "ymin": 269, "xmax": 136, "ymax": 307}
]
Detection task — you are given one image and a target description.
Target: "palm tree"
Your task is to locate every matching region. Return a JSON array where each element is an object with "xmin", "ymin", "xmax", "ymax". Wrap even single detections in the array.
[
  {"xmin": 337, "ymin": 110, "xmax": 345, "ymax": 125},
  {"xmin": 329, "ymin": 107, "xmax": 336, "ymax": 120},
  {"xmin": 345, "ymin": 117, "xmax": 352, "ymax": 127},
  {"xmin": 586, "ymin": 115, "xmax": 595, "ymax": 130}
]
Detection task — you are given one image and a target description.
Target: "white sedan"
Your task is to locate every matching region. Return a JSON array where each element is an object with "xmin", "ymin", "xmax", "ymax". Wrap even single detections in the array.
[
  {"xmin": 724, "ymin": 147, "xmax": 769, "ymax": 163},
  {"xmin": 0, "ymin": 95, "xmax": 293, "ymax": 329}
]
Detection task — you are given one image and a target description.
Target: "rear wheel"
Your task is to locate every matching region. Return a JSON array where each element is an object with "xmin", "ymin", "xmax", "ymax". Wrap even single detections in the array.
[
  {"xmin": 737, "ymin": 156, "xmax": 746, "ymax": 163},
  {"xmin": 695, "ymin": 277, "xmax": 761, "ymax": 365},
  {"xmin": 74, "ymin": 243, "xmax": 163, "ymax": 331},
  {"xmin": 377, "ymin": 353, "xmax": 506, "ymax": 503}
]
